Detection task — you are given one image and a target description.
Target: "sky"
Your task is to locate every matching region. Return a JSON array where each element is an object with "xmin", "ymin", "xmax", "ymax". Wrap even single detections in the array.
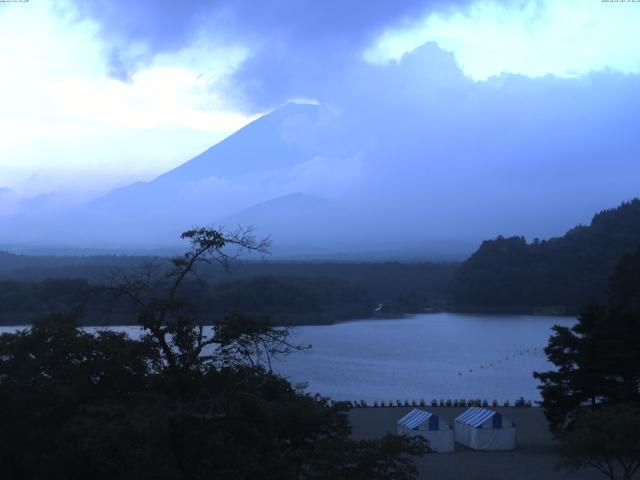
[{"xmin": 0, "ymin": 0, "xmax": 639, "ymax": 253}]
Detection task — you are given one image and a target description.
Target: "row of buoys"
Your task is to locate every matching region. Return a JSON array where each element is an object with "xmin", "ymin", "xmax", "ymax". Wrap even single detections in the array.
[
  {"xmin": 343, "ymin": 398, "xmax": 535, "ymax": 408},
  {"xmin": 457, "ymin": 347, "xmax": 540, "ymax": 376}
]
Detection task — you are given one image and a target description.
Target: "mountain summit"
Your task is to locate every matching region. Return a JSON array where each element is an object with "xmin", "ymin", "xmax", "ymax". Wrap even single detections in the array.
[
  {"xmin": 91, "ymin": 102, "xmax": 322, "ymax": 216},
  {"xmin": 158, "ymin": 102, "xmax": 321, "ymax": 182}
]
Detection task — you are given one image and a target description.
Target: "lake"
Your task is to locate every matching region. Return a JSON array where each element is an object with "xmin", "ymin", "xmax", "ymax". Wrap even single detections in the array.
[
  {"xmin": 274, "ymin": 313, "xmax": 575, "ymax": 403},
  {"xmin": 0, "ymin": 313, "xmax": 574, "ymax": 403}
]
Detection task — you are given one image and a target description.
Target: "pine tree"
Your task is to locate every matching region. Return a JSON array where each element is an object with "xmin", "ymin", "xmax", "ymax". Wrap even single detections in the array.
[{"xmin": 534, "ymin": 246, "xmax": 640, "ymax": 431}]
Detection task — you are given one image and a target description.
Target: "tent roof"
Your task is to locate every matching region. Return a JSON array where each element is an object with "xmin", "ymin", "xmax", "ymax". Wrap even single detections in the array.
[
  {"xmin": 397, "ymin": 409, "xmax": 434, "ymax": 429},
  {"xmin": 455, "ymin": 407, "xmax": 499, "ymax": 428}
]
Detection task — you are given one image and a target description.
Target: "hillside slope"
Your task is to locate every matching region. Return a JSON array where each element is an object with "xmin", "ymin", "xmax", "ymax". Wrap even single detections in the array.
[{"xmin": 450, "ymin": 199, "xmax": 640, "ymax": 312}]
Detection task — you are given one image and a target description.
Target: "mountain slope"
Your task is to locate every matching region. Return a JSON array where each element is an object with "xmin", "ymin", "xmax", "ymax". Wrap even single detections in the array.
[
  {"xmin": 450, "ymin": 199, "xmax": 640, "ymax": 311},
  {"xmin": 158, "ymin": 103, "xmax": 320, "ymax": 182},
  {"xmin": 90, "ymin": 103, "xmax": 321, "ymax": 216},
  {"xmin": 218, "ymin": 193, "xmax": 345, "ymax": 256},
  {"xmin": 41, "ymin": 103, "xmax": 327, "ymax": 247}
]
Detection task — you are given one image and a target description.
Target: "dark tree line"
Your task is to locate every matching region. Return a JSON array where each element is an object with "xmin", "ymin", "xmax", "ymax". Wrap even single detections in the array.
[
  {"xmin": 0, "ymin": 259, "xmax": 458, "ymax": 326},
  {"xmin": 0, "ymin": 275, "xmax": 374, "ymax": 326},
  {"xmin": 451, "ymin": 199, "xmax": 640, "ymax": 312},
  {"xmin": 0, "ymin": 227, "xmax": 427, "ymax": 480}
]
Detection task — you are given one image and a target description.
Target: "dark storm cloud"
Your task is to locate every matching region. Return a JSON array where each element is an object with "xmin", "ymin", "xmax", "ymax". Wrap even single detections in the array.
[
  {"xmin": 72, "ymin": 0, "xmax": 472, "ymax": 105},
  {"xmin": 72, "ymin": 0, "xmax": 214, "ymax": 80},
  {"xmin": 74, "ymin": 0, "xmax": 458, "ymax": 51}
]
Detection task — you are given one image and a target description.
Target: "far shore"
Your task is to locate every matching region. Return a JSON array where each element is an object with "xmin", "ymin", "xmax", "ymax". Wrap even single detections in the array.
[{"xmin": 0, "ymin": 307, "xmax": 578, "ymax": 329}]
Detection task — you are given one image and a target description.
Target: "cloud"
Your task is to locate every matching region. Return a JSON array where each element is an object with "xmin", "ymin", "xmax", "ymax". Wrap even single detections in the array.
[
  {"xmin": 71, "ymin": 0, "xmax": 215, "ymax": 80},
  {"xmin": 0, "ymin": 187, "xmax": 16, "ymax": 216},
  {"xmin": 3, "ymin": 40, "xmax": 640, "ymax": 252},
  {"xmin": 69, "ymin": 0, "xmax": 640, "ymax": 109},
  {"xmin": 70, "ymin": 0, "xmax": 476, "ymax": 110},
  {"xmin": 18, "ymin": 193, "xmax": 57, "ymax": 210},
  {"xmin": 364, "ymin": 0, "xmax": 640, "ymax": 80},
  {"xmin": 0, "ymin": 0, "xmax": 253, "ymax": 200}
]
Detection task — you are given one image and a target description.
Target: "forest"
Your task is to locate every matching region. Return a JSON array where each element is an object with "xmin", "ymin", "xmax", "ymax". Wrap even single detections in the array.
[
  {"xmin": 0, "ymin": 257, "xmax": 456, "ymax": 326},
  {"xmin": 450, "ymin": 199, "xmax": 640, "ymax": 313},
  {"xmin": 2, "ymin": 199, "xmax": 640, "ymax": 324}
]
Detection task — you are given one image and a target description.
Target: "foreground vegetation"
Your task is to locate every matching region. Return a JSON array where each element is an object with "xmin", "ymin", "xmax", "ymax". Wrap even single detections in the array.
[
  {"xmin": 2, "ymin": 210, "xmax": 639, "ymax": 478},
  {"xmin": 535, "ymin": 246, "xmax": 640, "ymax": 480},
  {"xmin": 0, "ymin": 228, "xmax": 427, "ymax": 480}
]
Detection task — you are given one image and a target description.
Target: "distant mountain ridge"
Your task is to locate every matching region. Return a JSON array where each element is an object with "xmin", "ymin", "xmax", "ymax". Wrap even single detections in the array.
[
  {"xmin": 0, "ymin": 101, "xmax": 473, "ymax": 258},
  {"xmin": 219, "ymin": 193, "xmax": 344, "ymax": 254},
  {"xmin": 450, "ymin": 199, "xmax": 640, "ymax": 312},
  {"xmin": 222, "ymin": 193, "xmax": 333, "ymax": 222},
  {"xmin": 28, "ymin": 102, "xmax": 339, "ymax": 249},
  {"xmin": 90, "ymin": 102, "xmax": 321, "ymax": 214}
]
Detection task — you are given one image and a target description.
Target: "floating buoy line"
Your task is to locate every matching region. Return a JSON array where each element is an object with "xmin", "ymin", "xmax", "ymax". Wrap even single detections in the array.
[{"xmin": 456, "ymin": 347, "xmax": 541, "ymax": 377}]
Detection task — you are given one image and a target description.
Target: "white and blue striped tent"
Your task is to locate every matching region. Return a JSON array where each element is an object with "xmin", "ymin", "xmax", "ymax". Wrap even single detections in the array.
[
  {"xmin": 454, "ymin": 407, "xmax": 516, "ymax": 450},
  {"xmin": 396, "ymin": 409, "xmax": 454, "ymax": 452}
]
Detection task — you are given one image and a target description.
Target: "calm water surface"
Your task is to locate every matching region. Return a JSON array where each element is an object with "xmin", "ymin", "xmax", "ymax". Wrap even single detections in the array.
[
  {"xmin": 1, "ymin": 313, "xmax": 574, "ymax": 402},
  {"xmin": 273, "ymin": 313, "xmax": 575, "ymax": 402}
]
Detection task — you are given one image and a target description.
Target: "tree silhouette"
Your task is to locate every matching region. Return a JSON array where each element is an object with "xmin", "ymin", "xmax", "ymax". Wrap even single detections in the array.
[
  {"xmin": 0, "ymin": 227, "xmax": 428, "ymax": 479},
  {"xmin": 535, "ymin": 245, "xmax": 640, "ymax": 480}
]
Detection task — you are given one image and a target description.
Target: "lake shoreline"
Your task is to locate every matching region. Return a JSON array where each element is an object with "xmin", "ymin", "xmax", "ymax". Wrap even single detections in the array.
[
  {"xmin": 0, "ymin": 308, "xmax": 578, "ymax": 328},
  {"xmin": 0, "ymin": 307, "xmax": 577, "ymax": 329},
  {"xmin": 446, "ymin": 306, "xmax": 580, "ymax": 317}
]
